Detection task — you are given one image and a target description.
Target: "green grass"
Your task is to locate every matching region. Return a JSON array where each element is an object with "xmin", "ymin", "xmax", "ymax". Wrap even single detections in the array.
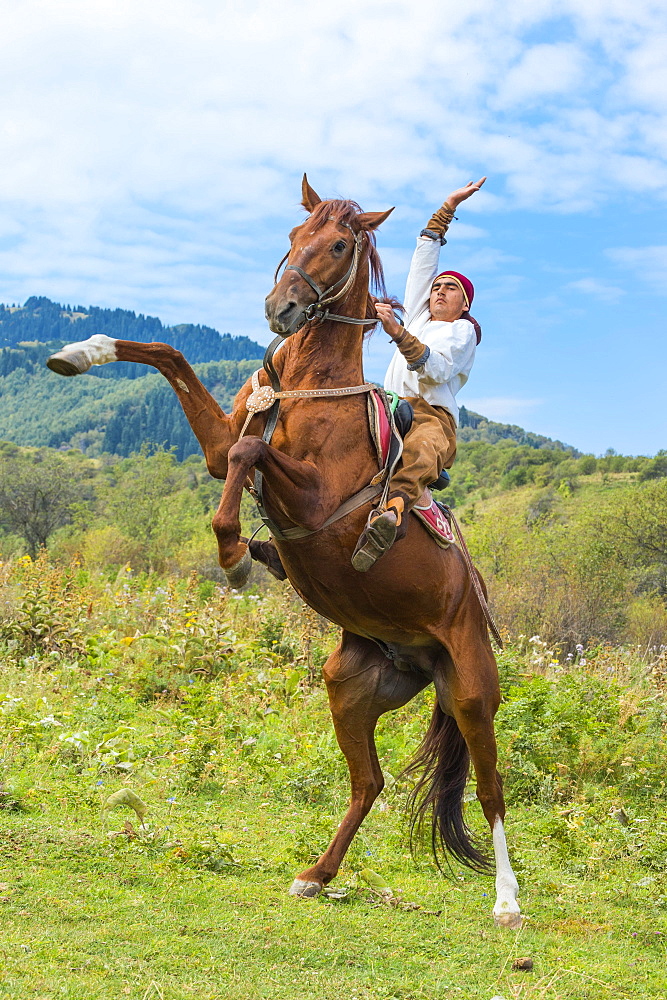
[
  {"xmin": 1, "ymin": 786, "xmax": 665, "ymax": 998},
  {"xmin": 0, "ymin": 560, "xmax": 666, "ymax": 999}
]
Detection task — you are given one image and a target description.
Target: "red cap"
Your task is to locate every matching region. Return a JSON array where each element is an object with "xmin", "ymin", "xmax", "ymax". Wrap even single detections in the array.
[{"xmin": 433, "ymin": 270, "xmax": 474, "ymax": 309}]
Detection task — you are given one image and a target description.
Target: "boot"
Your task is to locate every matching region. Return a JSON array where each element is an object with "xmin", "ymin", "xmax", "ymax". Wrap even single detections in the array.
[
  {"xmin": 248, "ymin": 538, "xmax": 288, "ymax": 581},
  {"xmin": 351, "ymin": 491, "xmax": 409, "ymax": 573}
]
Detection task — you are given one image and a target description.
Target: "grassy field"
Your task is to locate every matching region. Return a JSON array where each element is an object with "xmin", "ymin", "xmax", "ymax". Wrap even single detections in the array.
[{"xmin": 0, "ymin": 557, "xmax": 666, "ymax": 999}]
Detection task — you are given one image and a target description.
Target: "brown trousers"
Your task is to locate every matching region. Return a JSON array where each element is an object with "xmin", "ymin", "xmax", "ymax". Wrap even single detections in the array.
[{"xmin": 390, "ymin": 397, "xmax": 457, "ymax": 508}]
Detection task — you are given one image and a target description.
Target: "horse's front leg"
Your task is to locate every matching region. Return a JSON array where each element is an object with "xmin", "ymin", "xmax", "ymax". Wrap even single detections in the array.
[
  {"xmin": 47, "ymin": 336, "xmax": 239, "ymax": 478},
  {"xmin": 212, "ymin": 435, "xmax": 323, "ymax": 587}
]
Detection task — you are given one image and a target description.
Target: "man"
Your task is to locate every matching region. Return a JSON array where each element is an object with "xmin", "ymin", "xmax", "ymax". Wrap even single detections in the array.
[{"xmin": 351, "ymin": 177, "xmax": 486, "ymax": 572}]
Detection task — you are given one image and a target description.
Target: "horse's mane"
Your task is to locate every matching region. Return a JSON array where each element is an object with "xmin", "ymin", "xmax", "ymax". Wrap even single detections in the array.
[
  {"xmin": 306, "ymin": 199, "xmax": 403, "ymax": 334},
  {"xmin": 306, "ymin": 199, "xmax": 386, "ymax": 299}
]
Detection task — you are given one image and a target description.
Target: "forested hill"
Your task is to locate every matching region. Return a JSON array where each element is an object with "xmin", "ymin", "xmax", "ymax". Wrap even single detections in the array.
[
  {"xmin": 0, "ymin": 294, "xmax": 584, "ymax": 461},
  {"xmin": 0, "ymin": 356, "xmax": 581, "ymax": 462},
  {"xmin": 0, "ymin": 357, "xmax": 260, "ymax": 460},
  {"xmin": 458, "ymin": 406, "xmax": 573, "ymax": 452},
  {"xmin": 0, "ymin": 296, "xmax": 264, "ymax": 379}
]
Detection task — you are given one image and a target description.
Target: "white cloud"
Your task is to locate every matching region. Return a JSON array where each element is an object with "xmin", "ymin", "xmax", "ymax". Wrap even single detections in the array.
[
  {"xmin": 566, "ymin": 277, "xmax": 625, "ymax": 301},
  {"xmin": 0, "ymin": 0, "xmax": 666, "ymax": 334},
  {"xmin": 491, "ymin": 43, "xmax": 589, "ymax": 110},
  {"xmin": 606, "ymin": 245, "xmax": 667, "ymax": 291}
]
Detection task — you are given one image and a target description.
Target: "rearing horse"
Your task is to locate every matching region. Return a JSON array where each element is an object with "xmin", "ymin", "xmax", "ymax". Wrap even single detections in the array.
[{"xmin": 46, "ymin": 176, "xmax": 521, "ymax": 927}]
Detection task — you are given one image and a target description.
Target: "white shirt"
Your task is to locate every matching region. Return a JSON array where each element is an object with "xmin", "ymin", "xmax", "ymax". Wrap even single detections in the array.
[{"xmin": 383, "ymin": 237, "xmax": 476, "ymax": 425}]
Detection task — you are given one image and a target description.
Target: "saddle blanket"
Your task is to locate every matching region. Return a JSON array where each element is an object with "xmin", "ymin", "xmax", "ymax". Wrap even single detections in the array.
[
  {"xmin": 412, "ymin": 489, "xmax": 455, "ymax": 548},
  {"xmin": 368, "ymin": 390, "xmax": 454, "ymax": 549}
]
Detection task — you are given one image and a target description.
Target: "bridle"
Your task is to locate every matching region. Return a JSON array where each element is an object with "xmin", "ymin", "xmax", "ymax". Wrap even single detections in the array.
[
  {"xmin": 241, "ymin": 214, "xmax": 392, "ymax": 540},
  {"xmin": 273, "ymin": 217, "xmax": 379, "ymax": 329}
]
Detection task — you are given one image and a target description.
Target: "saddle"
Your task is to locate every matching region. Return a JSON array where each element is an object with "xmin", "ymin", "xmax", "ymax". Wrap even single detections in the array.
[{"xmin": 368, "ymin": 390, "xmax": 455, "ymax": 549}]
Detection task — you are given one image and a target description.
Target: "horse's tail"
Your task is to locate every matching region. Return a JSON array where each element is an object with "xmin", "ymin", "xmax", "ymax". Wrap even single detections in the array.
[{"xmin": 403, "ymin": 700, "xmax": 491, "ymax": 872}]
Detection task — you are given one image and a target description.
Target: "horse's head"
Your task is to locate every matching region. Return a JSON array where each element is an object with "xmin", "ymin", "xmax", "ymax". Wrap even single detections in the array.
[{"xmin": 265, "ymin": 175, "xmax": 394, "ymax": 337}]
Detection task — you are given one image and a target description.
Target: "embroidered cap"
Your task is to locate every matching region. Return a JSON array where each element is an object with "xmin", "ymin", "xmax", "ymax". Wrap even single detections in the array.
[{"xmin": 432, "ymin": 270, "xmax": 474, "ymax": 309}]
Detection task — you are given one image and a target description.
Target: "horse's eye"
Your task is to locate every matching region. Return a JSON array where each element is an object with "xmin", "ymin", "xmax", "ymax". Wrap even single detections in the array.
[{"xmin": 333, "ymin": 240, "xmax": 347, "ymax": 254}]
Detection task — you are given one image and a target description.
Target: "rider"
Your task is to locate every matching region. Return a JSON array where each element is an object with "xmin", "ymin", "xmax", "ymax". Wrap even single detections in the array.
[{"xmin": 351, "ymin": 177, "xmax": 486, "ymax": 573}]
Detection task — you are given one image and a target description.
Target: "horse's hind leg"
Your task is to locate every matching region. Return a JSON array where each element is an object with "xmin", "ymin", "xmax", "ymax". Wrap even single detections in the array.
[
  {"xmin": 47, "ymin": 337, "xmax": 235, "ymax": 478},
  {"xmin": 440, "ymin": 620, "xmax": 521, "ymax": 927},
  {"xmin": 290, "ymin": 632, "xmax": 428, "ymax": 896}
]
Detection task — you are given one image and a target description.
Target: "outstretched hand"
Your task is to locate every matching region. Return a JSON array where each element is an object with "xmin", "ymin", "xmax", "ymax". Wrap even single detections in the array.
[{"xmin": 446, "ymin": 176, "xmax": 486, "ymax": 210}]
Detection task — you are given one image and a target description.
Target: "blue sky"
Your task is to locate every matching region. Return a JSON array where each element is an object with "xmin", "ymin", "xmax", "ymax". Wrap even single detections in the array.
[{"xmin": 0, "ymin": 0, "xmax": 665, "ymax": 455}]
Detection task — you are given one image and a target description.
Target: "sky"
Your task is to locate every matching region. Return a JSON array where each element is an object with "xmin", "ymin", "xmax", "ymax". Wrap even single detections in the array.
[{"xmin": 0, "ymin": 0, "xmax": 665, "ymax": 455}]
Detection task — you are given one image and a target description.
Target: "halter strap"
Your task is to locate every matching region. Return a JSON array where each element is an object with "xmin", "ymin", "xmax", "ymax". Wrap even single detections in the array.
[{"xmin": 274, "ymin": 219, "xmax": 378, "ymax": 330}]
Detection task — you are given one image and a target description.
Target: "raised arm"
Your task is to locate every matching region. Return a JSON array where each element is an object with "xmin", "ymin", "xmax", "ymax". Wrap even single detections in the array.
[
  {"xmin": 402, "ymin": 177, "xmax": 486, "ymax": 322},
  {"xmin": 423, "ymin": 177, "xmax": 487, "ymax": 239}
]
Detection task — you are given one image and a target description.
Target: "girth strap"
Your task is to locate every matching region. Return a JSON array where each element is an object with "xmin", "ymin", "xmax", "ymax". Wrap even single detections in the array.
[{"xmin": 268, "ymin": 483, "xmax": 383, "ymax": 541}]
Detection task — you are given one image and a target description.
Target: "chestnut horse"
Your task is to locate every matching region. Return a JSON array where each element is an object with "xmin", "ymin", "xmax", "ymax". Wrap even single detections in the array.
[{"xmin": 46, "ymin": 177, "xmax": 521, "ymax": 926}]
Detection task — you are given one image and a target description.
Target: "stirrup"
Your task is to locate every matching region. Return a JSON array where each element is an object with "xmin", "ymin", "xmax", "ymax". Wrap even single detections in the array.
[{"xmin": 351, "ymin": 499, "xmax": 403, "ymax": 573}]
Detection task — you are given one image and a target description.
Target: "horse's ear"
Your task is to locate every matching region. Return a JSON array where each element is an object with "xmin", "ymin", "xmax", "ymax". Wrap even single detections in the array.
[
  {"xmin": 301, "ymin": 174, "xmax": 322, "ymax": 212},
  {"xmin": 357, "ymin": 208, "xmax": 394, "ymax": 231}
]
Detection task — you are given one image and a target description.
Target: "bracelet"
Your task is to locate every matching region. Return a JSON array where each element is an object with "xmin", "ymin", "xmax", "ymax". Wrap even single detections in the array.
[
  {"xmin": 407, "ymin": 345, "xmax": 431, "ymax": 371},
  {"xmin": 420, "ymin": 228, "xmax": 447, "ymax": 245}
]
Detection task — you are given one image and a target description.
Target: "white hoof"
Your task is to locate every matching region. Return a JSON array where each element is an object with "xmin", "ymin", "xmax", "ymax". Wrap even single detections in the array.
[
  {"xmin": 289, "ymin": 879, "xmax": 322, "ymax": 898},
  {"xmin": 493, "ymin": 909, "xmax": 523, "ymax": 929},
  {"xmin": 46, "ymin": 334, "xmax": 117, "ymax": 376},
  {"xmin": 223, "ymin": 548, "xmax": 252, "ymax": 589},
  {"xmin": 46, "ymin": 349, "xmax": 92, "ymax": 376}
]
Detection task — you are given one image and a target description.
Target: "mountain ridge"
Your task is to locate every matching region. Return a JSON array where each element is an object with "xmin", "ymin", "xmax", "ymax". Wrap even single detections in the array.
[
  {"xmin": 0, "ymin": 294, "xmax": 579, "ymax": 460},
  {"xmin": 0, "ymin": 295, "xmax": 265, "ymax": 378}
]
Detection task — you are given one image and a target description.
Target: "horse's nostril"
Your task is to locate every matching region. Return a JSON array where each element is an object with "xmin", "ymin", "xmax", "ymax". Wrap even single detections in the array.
[{"xmin": 279, "ymin": 301, "xmax": 297, "ymax": 320}]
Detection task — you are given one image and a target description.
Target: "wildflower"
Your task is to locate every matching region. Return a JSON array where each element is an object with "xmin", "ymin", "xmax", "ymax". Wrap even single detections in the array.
[
  {"xmin": 576, "ymin": 643, "xmax": 584, "ymax": 654},
  {"xmin": 95, "ymin": 780, "xmax": 104, "ymax": 786},
  {"xmin": 166, "ymin": 796, "xmax": 177, "ymax": 804}
]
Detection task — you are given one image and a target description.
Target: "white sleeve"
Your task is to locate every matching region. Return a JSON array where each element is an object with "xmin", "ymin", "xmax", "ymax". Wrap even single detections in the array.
[
  {"xmin": 416, "ymin": 319, "xmax": 477, "ymax": 387},
  {"xmin": 403, "ymin": 237, "xmax": 442, "ymax": 326}
]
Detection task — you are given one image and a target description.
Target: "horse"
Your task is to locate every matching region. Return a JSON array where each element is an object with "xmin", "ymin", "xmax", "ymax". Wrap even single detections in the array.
[{"xmin": 46, "ymin": 176, "xmax": 521, "ymax": 927}]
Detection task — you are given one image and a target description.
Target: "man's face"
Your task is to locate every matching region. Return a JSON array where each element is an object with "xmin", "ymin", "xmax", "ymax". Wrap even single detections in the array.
[{"xmin": 429, "ymin": 277, "xmax": 467, "ymax": 322}]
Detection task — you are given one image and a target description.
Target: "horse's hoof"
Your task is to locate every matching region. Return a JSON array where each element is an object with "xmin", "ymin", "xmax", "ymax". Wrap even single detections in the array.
[
  {"xmin": 288, "ymin": 879, "xmax": 322, "ymax": 898},
  {"xmin": 494, "ymin": 911, "xmax": 523, "ymax": 929},
  {"xmin": 46, "ymin": 350, "xmax": 91, "ymax": 376},
  {"xmin": 223, "ymin": 547, "xmax": 252, "ymax": 589}
]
